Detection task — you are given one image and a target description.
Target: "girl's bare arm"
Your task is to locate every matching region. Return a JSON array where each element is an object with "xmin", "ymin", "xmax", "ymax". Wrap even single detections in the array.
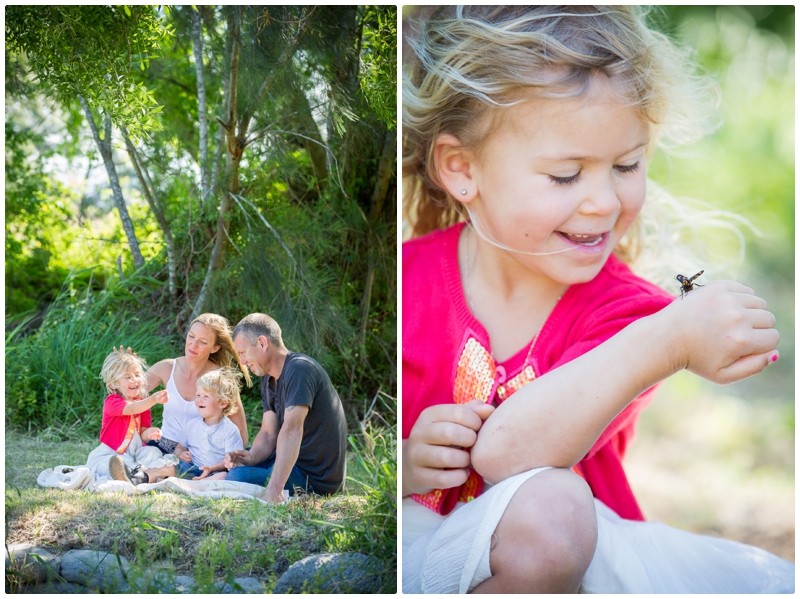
[
  {"xmin": 471, "ymin": 281, "xmax": 779, "ymax": 484},
  {"xmin": 122, "ymin": 390, "xmax": 169, "ymax": 416}
]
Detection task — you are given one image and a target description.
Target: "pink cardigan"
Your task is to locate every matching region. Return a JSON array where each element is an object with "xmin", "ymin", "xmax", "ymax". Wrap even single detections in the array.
[
  {"xmin": 99, "ymin": 394, "xmax": 152, "ymax": 454},
  {"xmin": 403, "ymin": 223, "xmax": 673, "ymax": 519}
]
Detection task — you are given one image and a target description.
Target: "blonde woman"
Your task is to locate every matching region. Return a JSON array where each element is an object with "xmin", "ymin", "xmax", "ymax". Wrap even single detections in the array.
[{"xmin": 141, "ymin": 313, "xmax": 252, "ymax": 454}]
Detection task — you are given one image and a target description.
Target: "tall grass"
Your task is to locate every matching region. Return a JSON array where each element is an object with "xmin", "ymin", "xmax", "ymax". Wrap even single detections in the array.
[
  {"xmin": 317, "ymin": 424, "xmax": 397, "ymax": 592},
  {"xmin": 5, "ymin": 270, "xmax": 180, "ymax": 437}
]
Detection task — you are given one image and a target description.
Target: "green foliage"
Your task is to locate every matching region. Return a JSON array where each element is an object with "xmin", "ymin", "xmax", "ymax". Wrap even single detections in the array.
[
  {"xmin": 360, "ymin": 6, "xmax": 397, "ymax": 129},
  {"xmin": 5, "ymin": 122, "xmax": 76, "ymax": 313},
  {"xmin": 5, "ymin": 5, "xmax": 170, "ymax": 140},
  {"xmin": 5, "ymin": 250, "xmax": 70, "ymax": 315}
]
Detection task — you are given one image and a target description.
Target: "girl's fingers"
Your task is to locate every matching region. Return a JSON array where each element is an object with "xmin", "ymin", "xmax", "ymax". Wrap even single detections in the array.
[
  {"xmin": 417, "ymin": 444, "xmax": 472, "ymax": 470},
  {"xmin": 420, "ymin": 421, "xmax": 478, "ymax": 449},
  {"xmin": 418, "ymin": 466, "xmax": 470, "ymax": 491},
  {"xmin": 747, "ymin": 309, "xmax": 777, "ymax": 330},
  {"xmin": 425, "ymin": 402, "xmax": 492, "ymax": 432},
  {"xmin": 717, "ymin": 351, "xmax": 779, "ymax": 384},
  {"xmin": 464, "ymin": 399, "xmax": 495, "ymax": 421},
  {"xmin": 745, "ymin": 328, "xmax": 780, "ymax": 355},
  {"xmin": 735, "ymin": 293, "xmax": 768, "ymax": 310}
]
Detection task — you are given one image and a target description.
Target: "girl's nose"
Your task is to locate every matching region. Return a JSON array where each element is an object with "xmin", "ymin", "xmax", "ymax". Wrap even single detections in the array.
[{"xmin": 580, "ymin": 176, "xmax": 620, "ymax": 216}]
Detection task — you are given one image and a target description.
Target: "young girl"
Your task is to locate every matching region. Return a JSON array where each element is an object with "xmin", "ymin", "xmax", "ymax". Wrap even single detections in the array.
[
  {"xmin": 402, "ymin": 6, "xmax": 792, "ymax": 594},
  {"xmin": 85, "ymin": 351, "xmax": 170, "ymax": 480},
  {"xmin": 110, "ymin": 368, "xmax": 244, "ymax": 484}
]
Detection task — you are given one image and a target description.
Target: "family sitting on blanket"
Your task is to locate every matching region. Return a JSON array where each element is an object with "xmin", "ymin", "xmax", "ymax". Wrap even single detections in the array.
[{"xmin": 85, "ymin": 312, "xmax": 348, "ymax": 504}]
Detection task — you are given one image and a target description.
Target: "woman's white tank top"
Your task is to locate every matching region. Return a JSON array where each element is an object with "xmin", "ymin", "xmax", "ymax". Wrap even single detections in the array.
[{"xmin": 159, "ymin": 360, "xmax": 201, "ymax": 441}]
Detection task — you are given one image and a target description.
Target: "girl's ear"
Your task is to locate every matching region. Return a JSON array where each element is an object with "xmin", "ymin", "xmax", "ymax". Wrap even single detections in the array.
[{"xmin": 433, "ymin": 133, "xmax": 478, "ymax": 204}]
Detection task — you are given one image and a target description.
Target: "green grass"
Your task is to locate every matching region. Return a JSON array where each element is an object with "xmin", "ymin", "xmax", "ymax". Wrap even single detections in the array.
[{"xmin": 5, "ymin": 427, "xmax": 397, "ymax": 593}]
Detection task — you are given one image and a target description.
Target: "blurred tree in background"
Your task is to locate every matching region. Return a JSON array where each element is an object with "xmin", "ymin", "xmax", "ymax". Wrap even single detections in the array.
[
  {"xmin": 648, "ymin": 5, "xmax": 794, "ymax": 402},
  {"xmin": 630, "ymin": 5, "xmax": 794, "ymax": 560}
]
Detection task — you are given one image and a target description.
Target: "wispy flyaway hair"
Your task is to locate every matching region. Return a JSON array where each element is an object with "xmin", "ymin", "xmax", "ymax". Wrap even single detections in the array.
[{"xmin": 403, "ymin": 5, "xmax": 721, "ymax": 240}]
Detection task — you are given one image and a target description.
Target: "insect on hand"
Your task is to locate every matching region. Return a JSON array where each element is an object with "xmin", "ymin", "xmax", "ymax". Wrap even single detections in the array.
[{"xmin": 676, "ymin": 270, "xmax": 704, "ymax": 299}]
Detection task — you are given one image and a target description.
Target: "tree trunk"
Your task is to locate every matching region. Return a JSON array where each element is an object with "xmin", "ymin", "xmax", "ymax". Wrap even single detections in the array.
[
  {"xmin": 190, "ymin": 7, "xmax": 242, "ymax": 322},
  {"xmin": 210, "ymin": 25, "xmax": 232, "ymax": 202},
  {"xmin": 78, "ymin": 95, "xmax": 144, "ymax": 269},
  {"xmin": 326, "ymin": 6, "xmax": 360, "ymax": 185},
  {"xmin": 358, "ymin": 128, "xmax": 396, "ymax": 350},
  {"xmin": 121, "ymin": 128, "xmax": 178, "ymax": 297},
  {"xmin": 293, "ymin": 81, "xmax": 328, "ymax": 188},
  {"xmin": 191, "ymin": 8, "xmax": 310, "ymax": 321},
  {"xmin": 192, "ymin": 6, "xmax": 210, "ymax": 208}
]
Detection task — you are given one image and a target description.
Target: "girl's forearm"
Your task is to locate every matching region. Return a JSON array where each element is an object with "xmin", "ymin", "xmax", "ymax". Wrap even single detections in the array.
[
  {"xmin": 471, "ymin": 311, "xmax": 679, "ymax": 483},
  {"xmin": 122, "ymin": 396, "xmax": 156, "ymax": 415}
]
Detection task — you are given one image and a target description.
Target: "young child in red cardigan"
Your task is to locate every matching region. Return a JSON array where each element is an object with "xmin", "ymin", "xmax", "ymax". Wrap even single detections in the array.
[
  {"xmin": 85, "ymin": 351, "xmax": 170, "ymax": 480},
  {"xmin": 402, "ymin": 6, "xmax": 791, "ymax": 594}
]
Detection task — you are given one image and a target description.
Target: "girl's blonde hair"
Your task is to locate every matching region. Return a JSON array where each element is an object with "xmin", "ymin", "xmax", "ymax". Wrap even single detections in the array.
[
  {"xmin": 403, "ymin": 5, "xmax": 721, "ymax": 264},
  {"xmin": 190, "ymin": 313, "xmax": 252, "ymax": 389},
  {"xmin": 196, "ymin": 367, "xmax": 242, "ymax": 417},
  {"xmin": 101, "ymin": 352, "xmax": 148, "ymax": 398}
]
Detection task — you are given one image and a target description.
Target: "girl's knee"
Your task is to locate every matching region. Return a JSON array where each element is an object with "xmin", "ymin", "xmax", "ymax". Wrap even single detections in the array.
[{"xmin": 491, "ymin": 468, "xmax": 597, "ymax": 592}]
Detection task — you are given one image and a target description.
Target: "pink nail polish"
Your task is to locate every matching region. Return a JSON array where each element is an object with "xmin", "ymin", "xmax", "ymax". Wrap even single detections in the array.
[{"xmin": 769, "ymin": 352, "xmax": 779, "ymax": 363}]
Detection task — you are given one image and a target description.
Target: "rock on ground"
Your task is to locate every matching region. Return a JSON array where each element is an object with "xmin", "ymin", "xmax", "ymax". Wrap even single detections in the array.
[
  {"xmin": 59, "ymin": 549, "xmax": 130, "ymax": 592},
  {"xmin": 274, "ymin": 552, "xmax": 382, "ymax": 594},
  {"xmin": 218, "ymin": 577, "xmax": 265, "ymax": 593},
  {"xmin": 5, "ymin": 543, "xmax": 61, "ymax": 584}
]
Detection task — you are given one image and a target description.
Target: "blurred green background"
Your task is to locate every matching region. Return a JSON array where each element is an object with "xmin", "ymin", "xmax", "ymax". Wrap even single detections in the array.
[{"xmin": 629, "ymin": 5, "xmax": 794, "ymax": 561}]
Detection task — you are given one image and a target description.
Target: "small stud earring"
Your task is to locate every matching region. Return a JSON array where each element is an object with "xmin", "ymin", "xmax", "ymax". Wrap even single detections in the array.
[{"xmin": 460, "ymin": 189, "xmax": 468, "ymax": 196}]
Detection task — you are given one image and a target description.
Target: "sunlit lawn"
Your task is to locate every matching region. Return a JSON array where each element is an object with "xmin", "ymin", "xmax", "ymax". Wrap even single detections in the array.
[{"xmin": 626, "ymin": 371, "xmax": 794, "ymax": 561}]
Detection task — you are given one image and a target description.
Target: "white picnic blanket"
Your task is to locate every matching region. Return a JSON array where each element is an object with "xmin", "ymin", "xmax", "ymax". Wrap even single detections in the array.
[{"xmin": 37, "ymin": 465, "xmax": 288, "ymax": 503}]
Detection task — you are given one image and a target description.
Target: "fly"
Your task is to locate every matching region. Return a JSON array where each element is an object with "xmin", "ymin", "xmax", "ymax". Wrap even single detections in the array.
[{"xmin": 676, "ymin": 270, "xmax": 704, "ymax": 299}]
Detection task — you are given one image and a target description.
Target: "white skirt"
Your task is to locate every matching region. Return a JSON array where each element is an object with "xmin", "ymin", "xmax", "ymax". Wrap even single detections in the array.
[
  {"xmin": 403, "ymin": 467, "xmax": 795, "ymax": 594},
  {"xmin": 86, "ymin": 432, "xmax": 167, "ymax": 480}
]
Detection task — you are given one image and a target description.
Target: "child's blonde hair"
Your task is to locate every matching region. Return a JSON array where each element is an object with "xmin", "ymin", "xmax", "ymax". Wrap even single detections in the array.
[
  {"xmin": 403, "ymin": 5, "xmax": 721, "ymax": 267},
  {"xmin": 101, "ymin": 352, "xmax": 148, "ymax": 398},
  {"xmin": 196, "ymin": 368, "xmax": 242, "ymax": 417}
]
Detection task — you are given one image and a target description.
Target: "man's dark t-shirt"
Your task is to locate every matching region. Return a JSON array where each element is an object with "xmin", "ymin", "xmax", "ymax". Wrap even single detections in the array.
[{"xmin": 261, "ymin": 352, "xmax": 347, "ymax": 494}]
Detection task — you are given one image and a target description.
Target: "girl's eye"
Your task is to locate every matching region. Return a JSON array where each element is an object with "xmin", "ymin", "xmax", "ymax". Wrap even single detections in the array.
[
  {"xmin": 549, "ymin": 172, "xmax": 581, "ymax": 186},
  {"xmin": 615, "ymin": 161, "xmax": 641, "ymax": 174}
]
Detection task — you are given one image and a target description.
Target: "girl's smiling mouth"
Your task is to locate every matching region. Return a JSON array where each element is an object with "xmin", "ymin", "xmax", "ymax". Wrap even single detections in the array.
[{"xmin": 557, "ymin": 231, "xmax": 607, "ymax": 248}]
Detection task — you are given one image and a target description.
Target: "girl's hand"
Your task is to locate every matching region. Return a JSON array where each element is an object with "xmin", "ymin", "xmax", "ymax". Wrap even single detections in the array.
[
  {"xmin": 402, "ymin": 399, "xmax": 495, "ymax": 497},
  {"xmin": 663, "ymin": 280, "xmax": 779, "ymax": 384},
  {"xmin": 113, "ymin": 346, "xmax": 137, "ymax": 356},
  {"xmin": 149, "ymin": 390, "xmax": 169, "ymax": 405},
  {"xmin": 193, "ymin": 466, "xmax": 214, "ymax": 480},
  {"xmin": 142, "ymin": 427, "xmax": 162, "ymax": 442},
  {"xmin": 178, "ymin": 450, "xmax": 193, "ymax": 463}
]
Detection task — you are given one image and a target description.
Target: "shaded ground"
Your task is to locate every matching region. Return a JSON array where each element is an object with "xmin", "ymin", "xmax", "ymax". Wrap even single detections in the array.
[
  {"xmin": 5, "ymin": 429, "xmax": 394, "ymax": 592},
  {"xmin": 625, "ymin": 372, "xmax": 794, "ymax": 562}
]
